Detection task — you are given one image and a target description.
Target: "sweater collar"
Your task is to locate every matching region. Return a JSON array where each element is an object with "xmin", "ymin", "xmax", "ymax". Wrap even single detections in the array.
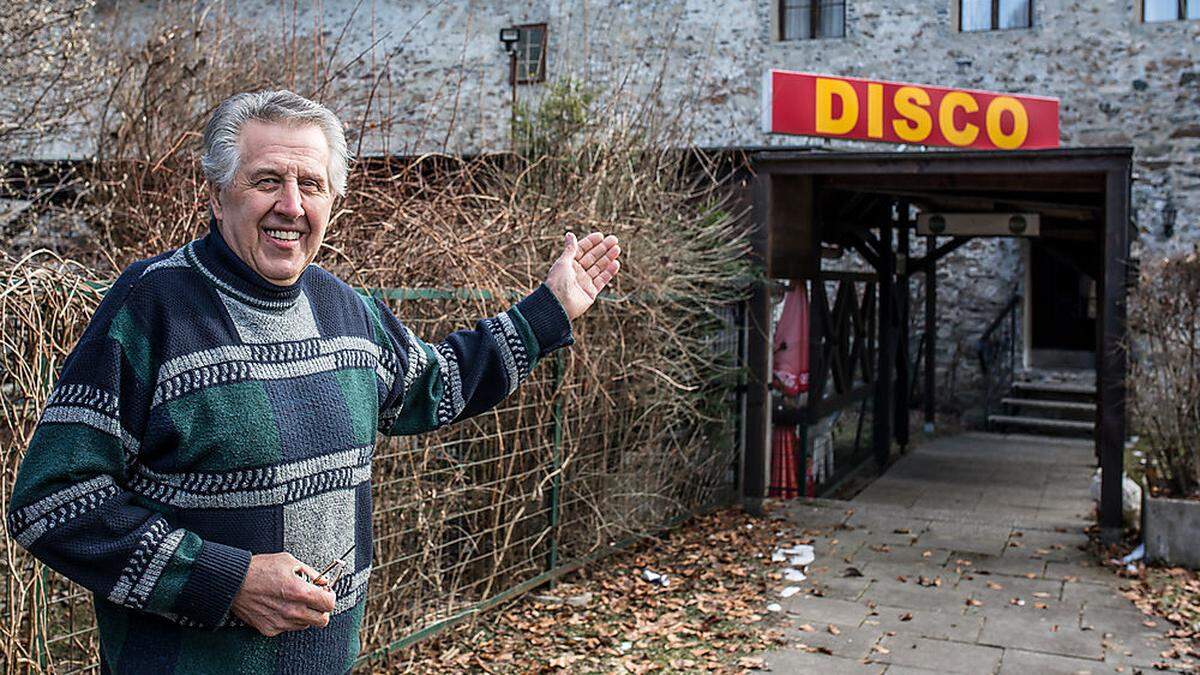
[{"xmin": 188, "ymin": 217, "xmax": 306, "ymax": 310}]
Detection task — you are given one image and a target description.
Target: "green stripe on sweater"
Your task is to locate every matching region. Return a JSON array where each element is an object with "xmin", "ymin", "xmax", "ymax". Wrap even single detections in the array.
[
  {"xmin": 164, "ymin": 380, "xmax": 282, "ymax": 471},
  {"xmin": 9, "ymin": 424, "xmax": 123, "ymax": 511},
  {"xmin": 110, "ymin": 305, "xmax": 154, "ymax": 386},
  {"xmin": 146, "ymin": 532, "xmax": 202, "ymax": 615},
  {"xmin": 335, "ymin": 368, "xmax": 379, "ymax": 446}
]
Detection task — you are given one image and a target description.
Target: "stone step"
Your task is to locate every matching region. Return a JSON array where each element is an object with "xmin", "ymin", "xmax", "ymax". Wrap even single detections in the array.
[
  {"xmin": 1012, "ymin": 381, "xmax": 1096, "ymax": 397},
  {"xmin": 1000, "ymin": 397, "xmax": 1097, "ymax": 413},
  {"xmin": 987, "ymin": 414, "xmax": 1095, "ymax": 433}
]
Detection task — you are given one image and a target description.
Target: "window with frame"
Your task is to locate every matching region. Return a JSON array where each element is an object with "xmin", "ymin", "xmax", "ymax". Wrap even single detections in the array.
[
  {"xmin": 1144, "ymin": 0, "xmax": 1200, "ymax": 21},
  {"xmin": 779, "ymin": 1, "xmax": 846, "ymax": 40},
  {"xmin": 960, "ymin": 0, "xmax": 1032, "ymax": 31},
  {"xmin": 512, "ymin": 24, "xmax": 547, "ymax": 84}
]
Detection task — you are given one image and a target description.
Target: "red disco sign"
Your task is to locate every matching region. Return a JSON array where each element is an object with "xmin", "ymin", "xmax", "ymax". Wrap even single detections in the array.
[{"xmin": 762, "ymin": 70, "xmax": 1060, "ymax": 150}]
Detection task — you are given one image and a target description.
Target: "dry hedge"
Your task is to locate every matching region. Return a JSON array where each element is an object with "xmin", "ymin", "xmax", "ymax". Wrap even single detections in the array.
[{"xmin": 1130, "ymin": 250, "xmax": 1200, "ymax": 500}]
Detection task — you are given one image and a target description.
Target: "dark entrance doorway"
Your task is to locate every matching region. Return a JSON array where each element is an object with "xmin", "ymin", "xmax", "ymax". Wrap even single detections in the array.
[
  {"xmin": 1028, "ymin": 240, "xmax": 1096, "ymax": 369},
  {"xmin": 742, "ymin": 147, "xmax": 1134, "ymax": 541}
]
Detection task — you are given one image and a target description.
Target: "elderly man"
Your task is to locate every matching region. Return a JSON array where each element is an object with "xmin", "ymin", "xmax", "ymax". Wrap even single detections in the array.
[{"xmin": 7, "ymin": 90, "xmax": 620, "ymax": 674}]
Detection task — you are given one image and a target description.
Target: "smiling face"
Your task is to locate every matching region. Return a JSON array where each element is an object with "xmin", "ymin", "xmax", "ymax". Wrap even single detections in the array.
[{"xmin": 209, "ymin": 120, "xmax": 335, "ymax": 286}]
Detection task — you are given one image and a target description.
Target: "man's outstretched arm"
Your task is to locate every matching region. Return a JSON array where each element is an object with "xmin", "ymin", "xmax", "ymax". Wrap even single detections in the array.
[{"xmin": 371, "ymin": 231, "xmax": 620, "ymax": 436}]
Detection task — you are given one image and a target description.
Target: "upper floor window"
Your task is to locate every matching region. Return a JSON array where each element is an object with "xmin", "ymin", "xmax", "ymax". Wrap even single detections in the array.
[
  {"xmin": 780, "ymin": 1, "xmax": 846, "ymax": 40},
  {"xmin": 512, "ymin": 24, "xmax": 547, "ymax": 84},
  {"xmin": 1144, "ymin": 0, "xmax": 1200, "ymax": 21},
  {"xmin": 960, "ymin": 0, "xmax": 1032, "ymax": 31}
]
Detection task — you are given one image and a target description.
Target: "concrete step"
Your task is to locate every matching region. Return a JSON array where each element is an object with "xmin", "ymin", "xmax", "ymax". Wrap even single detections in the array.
[
  {"xmin": 1001, "ymin": 397, "xmax": 1097, "ymax": 414},
  {"xmin": 1012, "ymin": 381, "xmax": 1096, "ymax": 397},
  {"xmin": 987, "ymin": 414, "xmax": 1095, "ymax": 433}
]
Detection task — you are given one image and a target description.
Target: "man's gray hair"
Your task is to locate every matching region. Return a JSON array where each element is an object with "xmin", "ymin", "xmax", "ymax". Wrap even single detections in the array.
[{"xmin": 201, "ymin": 90, "xmax": 350, "ymax": 196}]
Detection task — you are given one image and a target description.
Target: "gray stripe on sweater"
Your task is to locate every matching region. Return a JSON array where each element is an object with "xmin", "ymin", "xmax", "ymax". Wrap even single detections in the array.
[
  {"xmin": 128, "ymin": 464, "xmax": 371, "ymax": 509},
  {"xmin": 484, "ymin": 317, "xmax": 519, "ymax": 395},
  {"xmin": 152, "ymin": 337, "xmax": 383, "ymax": 406},
  {"xmin": 10, "ymin": 475, "xmax": 115, "ymax": 532},
  {"xmin": 12, "ymin": 479, "xmax": 121, "ymax": 549},
  {"xmin": 41, "ymin": 405, "xmax": 140, "ymax": 458},
  {"xmin": 128, "ymin": 528, "xmax": 187, "ymax": 609},
  {"xmin": 219, "ymin": 288, "xmax": 321, "ymax": 344},
  {"xmin": 109, "ymin": 518, "xmax": 170, "ymax": 606}
]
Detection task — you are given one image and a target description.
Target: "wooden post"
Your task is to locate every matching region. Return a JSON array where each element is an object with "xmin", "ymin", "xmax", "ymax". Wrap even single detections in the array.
[
  {"xmin": 1098, "ymin": 166, "xmax": 1130, "ymax": 542},
  {"xmin": 873, "ymin": 216, "xmax": 895, "ymax": 467},
  {"xmin": 924, "ymin": 234, "xmax": 937, "ymax": 432},
  {"xmin": 743, "ymin": 171, "xmax": 772, "ymax": 515},
  {"xmin": 895, "ymin": 203, "xmax": 911, "ymax": 452}
]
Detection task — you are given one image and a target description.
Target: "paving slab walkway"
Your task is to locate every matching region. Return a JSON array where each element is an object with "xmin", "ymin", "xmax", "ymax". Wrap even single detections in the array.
[{"xmin": 757, "ymin": 432, "xmax": 1190, "ymax": 674}]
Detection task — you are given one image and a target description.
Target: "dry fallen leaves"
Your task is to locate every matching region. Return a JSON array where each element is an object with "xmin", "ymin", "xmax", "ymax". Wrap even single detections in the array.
[{"xmin": 392, "ymin": 508, "xmax": 805, "ymax": 673}]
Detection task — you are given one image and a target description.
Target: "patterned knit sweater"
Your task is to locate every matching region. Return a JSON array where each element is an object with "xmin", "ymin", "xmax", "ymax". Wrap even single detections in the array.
[{"xmin": 6, "ymin": 223, "xmax": 573, "ymax": 674}]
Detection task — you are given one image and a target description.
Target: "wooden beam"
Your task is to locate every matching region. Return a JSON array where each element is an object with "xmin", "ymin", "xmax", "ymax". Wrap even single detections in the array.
[
  {"xmin": 1098, "ymin": 165, "xmax": 1131, "ymax": 542},
  {"xmin": 751, "ymin": 148, "xmax": 1132, "ymax": 178},
  {"xmin": 820, "ymin": 270, "xmax": 876, "ymax": 283},
  {"xmin": 768, "ymin": 175, "xmax": 818, "ymax": 278},
  {"xmin": 838, "ymin": 228, "xmax": 883, "ymax": 269},
  {"xmin": 825, "ymin": 187, "xmax": 1101, "ymax": 220},
  {"xmin": 743, "ymin": 171, "xmax": 772, "ymax": 513},
  {"xmin": 895, "ymin": 204, "xmax": 911, "ymax": 452},
  {"xmin": 924, "ymin": 235, "xmax": 937, "ymax": 430},
  {"xmin": 873, "ymin": 217, "xmax": 895, "ymax": 467},
  {"xmin": 821, "ymin": 172, "xmax": 1105, "ymax": 194}
]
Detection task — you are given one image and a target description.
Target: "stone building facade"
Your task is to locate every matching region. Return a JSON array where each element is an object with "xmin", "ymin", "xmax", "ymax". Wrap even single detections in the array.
[
  {"xmin": 27, "ymin": 1, "xmax": 1200, "ymax": 411},
  {"xmin": 251, "ymin": 0, "xmax": 1191, "ymax": 414},
  {"xmin": 216, "ymin": 0, "xmax": 1198, "ymax": 254}
]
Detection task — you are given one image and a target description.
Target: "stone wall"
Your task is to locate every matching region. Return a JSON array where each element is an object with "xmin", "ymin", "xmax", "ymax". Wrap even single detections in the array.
[
  {"xmin": 12, "ymin": 0, "xmax": 1198, "ymax": 412},
  {"xmin": 151, "ymin": 0, "xmax": 1195, "ymax": 256}
]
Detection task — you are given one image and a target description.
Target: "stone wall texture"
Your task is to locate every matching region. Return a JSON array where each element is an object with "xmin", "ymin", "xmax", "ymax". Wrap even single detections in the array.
[
  {"xmin": 19, "ymin": 1, "xmax": 1200, "ymax": 411},
  {"xmin": 203, "ymin": 0, "xmax": 1199, "ymax": 256}
]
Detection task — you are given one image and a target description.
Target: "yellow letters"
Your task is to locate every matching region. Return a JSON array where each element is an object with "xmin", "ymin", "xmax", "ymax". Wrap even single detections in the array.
[
  {"xmin": 985, "ymin": 96, "xmax": 1029, "ymax": 149},
  {"xmin": 867, "ymin": 83, "xmax": 884, "ymax": 138},
  {"xmin": 892, "ymin": 87, "xmax": 932, "ymax": 143},
  {"xmin": 816, "ymin": 78, "xmax": 858, "ymax": 135},
  {"xmin": 938, "ymin": 91, "xmax": 979, "ymax": 146},
  {"xmin": 799, "ymin": 74, "xmax": 1038, "ymax": 150}
]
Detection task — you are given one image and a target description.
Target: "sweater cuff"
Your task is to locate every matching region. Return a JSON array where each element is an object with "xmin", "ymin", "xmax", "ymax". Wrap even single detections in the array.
[
  {"xmin": 515, "ymin": 283, "xmax": 575, "ymax": 357},
  {"xmin": 175, "ymin": 540, "xmax": 251, "ymax": 628}
]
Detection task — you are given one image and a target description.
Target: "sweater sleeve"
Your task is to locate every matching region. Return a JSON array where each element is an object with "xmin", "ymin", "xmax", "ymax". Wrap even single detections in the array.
[
  {"xmin": 369, "ymin": 283, "xmax": 574, "ymax": 436},
  {"xmin": 5, "ymin": 271, "xmax": 251, "ymax": 629}
]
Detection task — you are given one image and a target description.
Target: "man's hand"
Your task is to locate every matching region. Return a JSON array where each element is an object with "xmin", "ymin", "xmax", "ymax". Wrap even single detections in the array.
[
  {"xmin": 545, "ymin": 231, "xmax": 621, "ymax": 321},
  {"xmin": 231, "ymin": 552, "xmax": 337, "ymax": 637}
]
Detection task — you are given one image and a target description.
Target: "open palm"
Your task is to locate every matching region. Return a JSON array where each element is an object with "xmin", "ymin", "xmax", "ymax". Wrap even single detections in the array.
[{"xmin": 544, "ymin": 231, "xmax": 621, "ymax": 321}]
